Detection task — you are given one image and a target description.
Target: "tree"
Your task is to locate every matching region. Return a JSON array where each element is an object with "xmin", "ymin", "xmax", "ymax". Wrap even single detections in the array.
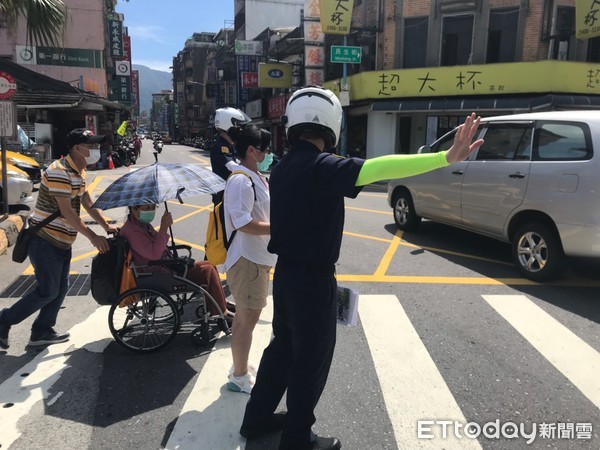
[{"xmin": 0, "ymin": 0, "xmax": 68, "ymax": 47}]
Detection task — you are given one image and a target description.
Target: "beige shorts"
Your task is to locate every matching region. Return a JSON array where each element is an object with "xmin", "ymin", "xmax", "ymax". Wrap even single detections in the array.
[{"xmin": 227, "ymin": 256, "xmax": 271, "ymax": 310}]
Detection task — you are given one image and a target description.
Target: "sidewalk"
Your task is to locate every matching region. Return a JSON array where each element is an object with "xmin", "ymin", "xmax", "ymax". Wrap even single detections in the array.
[{"xmin": 0, "ymin": 213, "xmax": 27, "ymax": 257}]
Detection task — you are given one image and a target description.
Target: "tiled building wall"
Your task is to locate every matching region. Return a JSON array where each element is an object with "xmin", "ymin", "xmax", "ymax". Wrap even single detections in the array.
[{"xmin": 364, "ymin": 0, "xmax": 580, "ymax": 70}]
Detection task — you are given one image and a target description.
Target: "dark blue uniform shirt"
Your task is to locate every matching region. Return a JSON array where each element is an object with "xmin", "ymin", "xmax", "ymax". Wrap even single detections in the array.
[
  {"xmin": 268, "ymin": 140, "xmax": 365, "ymax": 271},
  {"xmin": 210, "ymin": 135, "xmax": 235, "ymax": 181}
]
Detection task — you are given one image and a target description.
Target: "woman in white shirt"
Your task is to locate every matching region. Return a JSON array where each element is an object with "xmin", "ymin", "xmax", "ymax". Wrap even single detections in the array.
[{"xmin": 223, "ymin": 124, "xmax": 276, "ymax": 394}]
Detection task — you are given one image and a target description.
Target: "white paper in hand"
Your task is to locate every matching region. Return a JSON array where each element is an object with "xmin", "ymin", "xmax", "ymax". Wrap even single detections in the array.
[{"xmin": 337, "ymin": 286, "xmax": 359, "ymax": 326}]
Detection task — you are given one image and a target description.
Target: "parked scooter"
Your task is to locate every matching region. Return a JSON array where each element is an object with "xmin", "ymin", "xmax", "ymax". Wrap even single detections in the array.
[{"xmin": 111, "ymin": 144, "xmax": 133, "ymax": 167}]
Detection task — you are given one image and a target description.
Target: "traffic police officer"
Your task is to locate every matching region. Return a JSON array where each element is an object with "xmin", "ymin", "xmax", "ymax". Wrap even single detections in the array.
[
  {"xmin": 240, "ymin": 86, "xmax": 484, "ymax": 450},
  {"xmin": 210, "ymin": 107, "xmax": 250, "ymax": 203}
]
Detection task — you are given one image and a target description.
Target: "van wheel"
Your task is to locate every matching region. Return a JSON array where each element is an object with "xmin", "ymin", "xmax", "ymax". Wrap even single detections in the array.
[
  {"xmin": 512, "ymin": 222, "xmax": 566, "ymax": 282},
  {"xmin": 392, "ymin": 189, "xmax": 421, "ymax": 231}
]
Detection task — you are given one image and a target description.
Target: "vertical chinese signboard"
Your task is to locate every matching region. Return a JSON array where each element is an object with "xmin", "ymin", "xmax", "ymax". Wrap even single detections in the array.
[
  {"xmin": 108, "ymin": 19, "xmax": 124, "ymax": 58},
  {"xmin": 235, "ymin": 41, "xmax": 262, "ymax": 106},
  {"xmin": 304, "ymin": 0, "xmax": 325, "ymax": 86},
  {"xmin": 320, "ymin": 0, "xmax": 354, "ymax": 35},
  {"xmin": 576, "ymin": 0, "xmax": 600, "ymax": 39},
  {"xmin": 131, "ymin": 70, "xmax": 140, "ymax": 115}
]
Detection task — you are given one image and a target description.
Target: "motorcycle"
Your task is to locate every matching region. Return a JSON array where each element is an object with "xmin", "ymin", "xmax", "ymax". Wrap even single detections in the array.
[
  {"xmin": 154, "ymin": 139, "xmax": 163, "ymax": 154},
  {"xmin": 111, "ymin": 143, "xmax": 134, "ymax": 167}
]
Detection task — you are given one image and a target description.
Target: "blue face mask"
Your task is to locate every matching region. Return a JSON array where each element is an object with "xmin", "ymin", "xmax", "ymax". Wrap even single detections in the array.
[
  {"xmin": 139, "ymin": 210, "xmax": 156, "ymax": 223},
  {"xmin": 257, "ymin": 152, "xmax": 273, "ymax": 171}
]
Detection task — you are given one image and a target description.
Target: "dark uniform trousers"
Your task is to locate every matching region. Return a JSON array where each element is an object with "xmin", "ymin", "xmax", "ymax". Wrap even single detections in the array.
[{"xmin": 242, "ymin": 260, "xmax": 337, "ymax": 448}]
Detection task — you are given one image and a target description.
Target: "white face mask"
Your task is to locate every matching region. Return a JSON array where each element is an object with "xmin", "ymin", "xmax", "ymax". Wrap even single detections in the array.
[{"xmin": 84, "ymin": 148, "xmax": 101, "ymax": 165}]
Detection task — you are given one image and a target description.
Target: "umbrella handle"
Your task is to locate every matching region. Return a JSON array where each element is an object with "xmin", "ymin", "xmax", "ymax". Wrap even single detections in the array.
[
  {"xmin": 163, "ymin": 201, "xmax": 176, "ymax": 249},
  {"xmin": 176, "ymin": 187, "xmax": 185, "ymax": 204}
]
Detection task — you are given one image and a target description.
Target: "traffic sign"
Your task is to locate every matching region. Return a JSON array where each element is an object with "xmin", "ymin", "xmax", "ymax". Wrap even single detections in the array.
[
  {"xmin": 0, "ymin": 101, "xmax": 16, "ymax": 138},
  {"xmin": 330, "ymin": 45, "xmax": 362, "ymax": 64},
  {"xmin": 0, "ymin": 71, "xmax": 17, "ymax": 100}
]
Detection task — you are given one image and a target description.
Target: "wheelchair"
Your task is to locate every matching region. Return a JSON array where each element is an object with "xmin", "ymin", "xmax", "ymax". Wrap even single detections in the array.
[{"xmin": 107, "ymin": 244, "xmax": 231, "ymax": 353}]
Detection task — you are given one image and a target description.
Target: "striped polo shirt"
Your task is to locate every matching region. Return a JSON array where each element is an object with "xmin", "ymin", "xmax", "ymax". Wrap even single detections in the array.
[{"xmin": 30, "ymin": 155, "xmax": 86, "ymax": 249}]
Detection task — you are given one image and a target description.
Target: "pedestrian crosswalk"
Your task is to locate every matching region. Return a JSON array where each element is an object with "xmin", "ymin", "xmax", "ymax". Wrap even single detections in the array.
[{"xmin": 0, "ymin": 294, "xmax": 598, "ymax": 450}]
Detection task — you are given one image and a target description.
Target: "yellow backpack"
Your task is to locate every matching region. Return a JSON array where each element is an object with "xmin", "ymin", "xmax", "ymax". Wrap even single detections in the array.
[{"xmin": 205, "ymin": 171, "xmax": 255, "ymax": 265}]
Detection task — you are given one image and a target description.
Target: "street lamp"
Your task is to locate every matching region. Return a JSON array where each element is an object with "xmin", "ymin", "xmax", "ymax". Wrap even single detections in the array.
[{"xmin": 187, "ymin": 81, "xmax": 205, "ymax": 86}]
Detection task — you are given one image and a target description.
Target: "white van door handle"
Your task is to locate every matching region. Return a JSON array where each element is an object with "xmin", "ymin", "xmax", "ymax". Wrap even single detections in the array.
[
  {"xmin": 509, "ymin": 172, "xmax": 526, "ymax": 179},
  {"xmin": 452, "ymin": 170, "xmax": 464, "ymax": 175}
]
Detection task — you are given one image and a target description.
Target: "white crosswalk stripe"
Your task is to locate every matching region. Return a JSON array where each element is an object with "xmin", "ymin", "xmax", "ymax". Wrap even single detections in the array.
[
  {"xmin": 359, "ymin": 295, "xmax": 482, "ymax": 449},
  {"xmin": 165, "ymin": 301, "xmax": 273, "ymax": 450},
  {"xmin": 0, "ymin": 295, "xmax": 597, "ymax": 449},
  {"xmin": 483, "ymin": 294, "xmax": 600, "ymax": 409},
  {"xmin": 0, "ymin": 306, "xmax": 112, "ymax": 448}
]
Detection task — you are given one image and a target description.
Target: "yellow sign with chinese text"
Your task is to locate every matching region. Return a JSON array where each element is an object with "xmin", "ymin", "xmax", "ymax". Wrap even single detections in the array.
[
  {"xmin": 323, "ymin": 61, "xmax": 600, "ymax": 101},
  {"xmin": 576, "ymin": 0, "xmax": 600, "ymax": 39},
  {"xmin": 258, "ymin": 63, "xmax": 292, "ymax": 88},
  {"xmin": 320, "ymin": 0, "xmax": 354, "ymax": 35}
]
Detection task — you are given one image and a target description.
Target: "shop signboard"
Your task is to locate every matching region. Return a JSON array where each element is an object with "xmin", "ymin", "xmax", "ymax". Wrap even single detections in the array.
[
  {"xmin": 320, "ymin": 0, "xmax": 354, "ymax": 35},
  {"xmin": 16, "ymin": 45, "xmax": 104, "ymax": 68},
  {"xmin": 258, "ymin": 63, "xmax": 292, "ymax": 88},
  {"xmin": 109, "ymin": 19, "xmax": 124, "ymax": 58}
]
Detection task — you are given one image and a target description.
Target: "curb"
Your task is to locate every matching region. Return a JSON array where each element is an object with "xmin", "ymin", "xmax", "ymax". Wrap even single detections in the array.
[{"xmin": 0, "ymin": 214, "xmax": 27, "ymax": 256}]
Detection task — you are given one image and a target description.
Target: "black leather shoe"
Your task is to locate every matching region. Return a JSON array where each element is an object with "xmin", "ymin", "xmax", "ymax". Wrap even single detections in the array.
[
  {"xmin": 240, "ymin": 412, "xmax": 286, "ymax": 439},
  {"xmin": 311, "ymin": 436, "xmax": 341, "ymax": 450},
  {"xmin": 279, "ymin": 435, "xmax": 341, "ymax": 450}
]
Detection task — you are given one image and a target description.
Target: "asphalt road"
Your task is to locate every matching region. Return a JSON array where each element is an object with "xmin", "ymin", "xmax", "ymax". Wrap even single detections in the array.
[{"xmin": 0, "ymin": 140, "xmax": 598, "ymax": 450}]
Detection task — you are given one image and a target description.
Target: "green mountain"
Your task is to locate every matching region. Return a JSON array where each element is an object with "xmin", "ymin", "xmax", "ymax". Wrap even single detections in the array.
[{"xmin": 133, "ymin": 64, "xmax": 172, "ymax": 115}]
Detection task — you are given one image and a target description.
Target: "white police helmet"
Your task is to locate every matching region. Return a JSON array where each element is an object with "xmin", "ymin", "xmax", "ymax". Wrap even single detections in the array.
[
  {"xmin": 282, "ymin": 86, "xmax": 342, "ymax": 148},
  {"xmin": 214, "ymin": 107, "xmax": 251, "ymax": 132}
]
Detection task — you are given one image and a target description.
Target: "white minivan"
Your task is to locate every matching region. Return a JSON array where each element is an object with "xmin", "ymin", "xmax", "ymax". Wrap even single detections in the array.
[{"xmin": 387, "ymin": 110, "xmax": 600, "ymax": 281}]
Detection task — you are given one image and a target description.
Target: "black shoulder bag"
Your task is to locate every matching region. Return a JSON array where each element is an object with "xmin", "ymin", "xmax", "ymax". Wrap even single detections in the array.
[{"xmin": 12, "ymin": 211, "xmax": 61, "ymax": 263}]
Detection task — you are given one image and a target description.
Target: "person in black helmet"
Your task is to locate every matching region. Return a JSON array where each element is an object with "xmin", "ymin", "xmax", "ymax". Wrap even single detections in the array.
[
  {"xmin": 239, "ymin": 86, "xmax": 484, "ymax": 450},
  {"xmin": 210, "ymin": 107, "xmax": 251, "ymax": 204}
]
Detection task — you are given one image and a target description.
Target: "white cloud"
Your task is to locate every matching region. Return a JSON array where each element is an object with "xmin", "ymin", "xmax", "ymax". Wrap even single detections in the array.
[
  {"xmin": 128, "ymin": 25, "xmax": 168, "ymax": 44},
  {"xmin": 133, "ymin": 59, "xmax": 173, "ymax": 72}
]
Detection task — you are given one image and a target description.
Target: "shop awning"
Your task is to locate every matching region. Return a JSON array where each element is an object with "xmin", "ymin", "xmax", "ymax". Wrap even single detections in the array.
[
  {"xmin": 0, "ymin": 58, "xmax": 127, "ymax": 112},
  {"xmin": 370, "ymin": 94, "xmax": 600, "ymax": 113}
]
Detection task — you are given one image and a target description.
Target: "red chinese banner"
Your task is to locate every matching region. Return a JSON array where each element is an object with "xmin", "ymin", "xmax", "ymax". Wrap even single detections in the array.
[
  {"xmin": 241, "ymin": 72, "xmax": 259, "ymax": 88},
  {"xmin": 268, "ymin": 94, "xmax": 290, "ymax": 120},
  {"xmin": 123, "ymin": 35, "xmax": 131, "ymax": 62}
]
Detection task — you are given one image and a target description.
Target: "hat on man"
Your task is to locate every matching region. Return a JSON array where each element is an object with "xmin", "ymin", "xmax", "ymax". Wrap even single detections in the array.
[{"xmin": 66, "ymin": 128, "xmax": 107, "ymax": 149}]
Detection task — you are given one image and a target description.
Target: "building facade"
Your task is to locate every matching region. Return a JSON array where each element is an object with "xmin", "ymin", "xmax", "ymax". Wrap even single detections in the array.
[
  {"xmin": 172, "ymin": 33, "xmax": 218, "ymax": 140},
  {"xmin": 334, "ymin": 0, "xmax": 600, "ymax": 157},
  {"xmin": 0, "ymin": 0, "xmax": 131, "ymax": 156}
]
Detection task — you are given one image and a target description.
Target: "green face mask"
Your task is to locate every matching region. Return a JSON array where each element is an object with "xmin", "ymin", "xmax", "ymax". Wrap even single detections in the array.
[
  {"xmin": 257, "ymin": 152, "xmax": 273, "ymax": 171},
  {"xmin": 139, "ymin": 210, "xmax": 156, "ymax": 223}
]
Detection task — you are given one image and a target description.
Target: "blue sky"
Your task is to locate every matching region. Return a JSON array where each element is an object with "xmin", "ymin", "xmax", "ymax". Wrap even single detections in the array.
[{"xmin": 116, "ymin": 0, "xmax": 234, "ymax": 72}]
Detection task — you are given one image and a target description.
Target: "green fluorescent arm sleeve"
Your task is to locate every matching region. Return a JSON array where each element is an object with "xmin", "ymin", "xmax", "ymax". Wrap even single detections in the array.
[{"xmin": 355, "ymin": 151, "xmax": 450, "ymax": 186}]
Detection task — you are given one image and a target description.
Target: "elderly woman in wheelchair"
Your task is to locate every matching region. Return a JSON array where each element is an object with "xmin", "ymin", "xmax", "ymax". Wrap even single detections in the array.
[{"xmin": 109, "ymin": 203, "xmax": 234, "ymax": 352}]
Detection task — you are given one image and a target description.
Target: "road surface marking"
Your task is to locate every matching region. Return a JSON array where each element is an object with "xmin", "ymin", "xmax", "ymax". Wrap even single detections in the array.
[
  {"xmin": 483, "ymin": 294, "xmax": 600, "ymax": 409},
  {"xmin": 374, "ymin": 230, "xmax": 403, "ymax": 277},
  {"xmin": 359, "ymin": 295, "xmax": 482, "ymax": 449},
  {"xmin": 165, "ymin": 300, "xmax": 274, "ymax": 450},
  {"xmin": 0, "ymin": 306, "xmax": 112, "ymax": 449}
]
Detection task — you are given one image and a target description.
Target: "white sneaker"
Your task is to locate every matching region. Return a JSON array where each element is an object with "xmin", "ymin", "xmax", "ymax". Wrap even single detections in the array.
[{"xmin": 227, "ymin": 371, "xmax": 255, "ymax": 394}]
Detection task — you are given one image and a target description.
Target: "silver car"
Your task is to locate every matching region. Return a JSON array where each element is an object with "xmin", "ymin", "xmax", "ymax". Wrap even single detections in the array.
[
  {"xmin": 0, "ymin": 164, "xmax": 34, "ymax": 207},
  {"xmin": 387, "ymin": 110, "xmax": 600, "ymax": 281}
]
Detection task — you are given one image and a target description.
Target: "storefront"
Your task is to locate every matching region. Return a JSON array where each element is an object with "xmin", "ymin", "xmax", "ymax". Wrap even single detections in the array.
[{"xmin": 326, "ymin": 60, "xmax": 600, "ymax": 158}]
